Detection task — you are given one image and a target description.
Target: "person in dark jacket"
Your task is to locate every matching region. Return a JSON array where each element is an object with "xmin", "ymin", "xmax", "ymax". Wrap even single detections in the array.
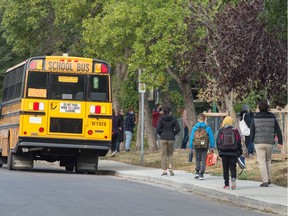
[
  {"xmin": 111, "ymin": 109, "xmax": 121, "ymax": 157},
  {"xmin": 239, "ymin": 104, "xmax": 254, "ymax": 156},
  {"xmin": 124, "ymin": 107, "xmax": 136, "ymax": 151},
  {"xmin": 116, "ymin": 109, "xmax": 125, "ymax": 152},
  {"xmin": 156, "ymin": 106, "xmax": 180, "ymax": 176},
  {"xmin": 216, "ymin": 116, "xmax": 243, "ymax": 190},
  {"xmin": 250, "ymin": 100, "xmax": 283, "ymax": 187}
]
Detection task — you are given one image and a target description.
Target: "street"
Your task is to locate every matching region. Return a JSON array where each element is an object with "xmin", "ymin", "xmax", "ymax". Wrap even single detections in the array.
[{"xmin": 0, "ymin": 162, "xmax": 269, "ymax": 216}]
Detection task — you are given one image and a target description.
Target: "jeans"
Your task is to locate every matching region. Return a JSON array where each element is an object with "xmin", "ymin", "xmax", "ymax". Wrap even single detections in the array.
[
  {"xmin": 244, "ymin": 136, "xmax": 254, "ymax": 154},
  {"xmin": 181, "ymin": 126, "xmax": 189, "ymax": 149},
  {"xmin": 221, "ymin": 155, "xmax": 237, "ymax": 186},
  {"xmin": 125, "ymin": 131, "xmax": 133, "ymax": 151}
]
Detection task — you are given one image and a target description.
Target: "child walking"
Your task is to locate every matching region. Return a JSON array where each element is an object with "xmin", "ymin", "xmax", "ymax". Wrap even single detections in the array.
[
  {"xmin": 216, "ymin": 116, "xmax": 243, "ymax": 189},
  {"xmin": 189, "ymin": 113, "xmax": 215, "ymax": 180}
]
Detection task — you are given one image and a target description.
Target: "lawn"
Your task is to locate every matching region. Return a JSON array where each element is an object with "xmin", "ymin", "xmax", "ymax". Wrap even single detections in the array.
[{"xmin": 106, "ymin": 147, "xmax": 287, "ymax": 188}]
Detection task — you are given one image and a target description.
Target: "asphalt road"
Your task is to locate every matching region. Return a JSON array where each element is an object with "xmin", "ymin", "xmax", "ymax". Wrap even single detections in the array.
[{"xmin": 0, "ymin": 162, "xmax": 269, "ymax": 216}]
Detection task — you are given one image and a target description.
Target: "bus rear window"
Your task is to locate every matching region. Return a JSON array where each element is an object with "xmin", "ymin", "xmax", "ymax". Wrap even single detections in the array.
[
  {"xmin": 27, "ymin": 72, "xmax": 48, "ymax": 98},
  {"xmin": 50, "ymin": 74, "xmax": 85, "ymax": 100}
]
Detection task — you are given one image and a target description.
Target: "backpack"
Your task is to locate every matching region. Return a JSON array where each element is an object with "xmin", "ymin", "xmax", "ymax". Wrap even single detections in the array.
[
  {"xmin": 193, "ymin": 127, "xmax": 209, "ymax": 148},
  {"xmin": 239, "ymin": 113, "xmax": 250, "ymax": 136},
  {"xmin": 217, "ymin": 127, "xmax": 238, "ymax": 150}
]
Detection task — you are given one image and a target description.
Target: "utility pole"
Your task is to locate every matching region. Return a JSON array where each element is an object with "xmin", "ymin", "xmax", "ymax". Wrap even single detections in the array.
[{"xmin": 138, "ymin": 69, "xmax": 146, "ymax": 164}]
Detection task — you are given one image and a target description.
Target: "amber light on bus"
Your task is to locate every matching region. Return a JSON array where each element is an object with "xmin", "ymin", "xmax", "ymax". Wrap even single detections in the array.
[
  {"xmin": 29, "ymin": 60, "xmax": 43, "ymax": 70},
  {"xmin": 94, "ymin": 63, "xmax": 108, "ymax": 73},
  {"xmin": 29, "ymin": 102, "xmax": 44, "ymax": 111},
  {"xmin": 90, "ymin": 105, "xmax": 105, "ymax": 114}
]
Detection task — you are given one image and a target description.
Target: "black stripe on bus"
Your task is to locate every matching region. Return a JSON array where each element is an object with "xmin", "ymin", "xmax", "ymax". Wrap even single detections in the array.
[
  {"xmin": 20, "ymin": 111, "xmax": 46, "ymax": 116},
  {"xmin": 88, "ymin": 115, "xmax": 112, "ymax": 119}
]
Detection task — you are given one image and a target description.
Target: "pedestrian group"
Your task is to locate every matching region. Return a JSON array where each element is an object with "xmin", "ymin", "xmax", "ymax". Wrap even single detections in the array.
[{"xmin": 110, "ymin": 100, "xmax": 283, "ymax": 189}]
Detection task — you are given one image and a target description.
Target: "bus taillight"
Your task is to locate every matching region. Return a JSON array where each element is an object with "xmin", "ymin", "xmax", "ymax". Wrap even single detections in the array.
[
  {"xmin": 39, "ymin": 127, "xmax": 44, "ymax": 133},
  {"xmin": 90, "ymin": 105, "xmax": 104, "ymax": 114},
  {"xmin": 95, "ymin": 63, "xmax": 108, "ymax": 73},
  {"xmin": 88, "ymin": 130, "xmax": 93, "ymax": 135},
  {"xmin": 29, "ymin": 102, "xmax": 44, "ymax": 111}
]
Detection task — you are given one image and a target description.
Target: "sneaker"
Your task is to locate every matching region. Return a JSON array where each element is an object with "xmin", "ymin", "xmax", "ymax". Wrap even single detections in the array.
[
  {"xmin": 223, "ymin": 186, "xmax": 230, "ymax": 189},
  {"xmin": 199, "ymin": 173, "xmax": 204, "ymax": 180},
  {"xmin": 194, "ymin": 172, "xmax": 200, "ymax": 179},
  {"xmin": 169, "ymin": 169, "xmax": 175, "ymax": 176},
  {"xmin": 161, "ymin": 172, "xmax": 167, "ymax": 176},
  {"xmin": 110, "ymin": 151, "xmax": 117, "ymax": 157},
  {"xmin": 260, "ymin": 182, "xmax": 269, "ymax": 187},
  {"xmin": 231, "ymin": 178, "xmax": 236, "ymax": 190}
]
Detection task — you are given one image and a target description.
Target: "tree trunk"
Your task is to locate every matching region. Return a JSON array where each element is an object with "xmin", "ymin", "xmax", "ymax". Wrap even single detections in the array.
[
  {"xmin": 181, "ymin": 81, "xmax": 197, "ymax": 132},
  {"xmin": 112, "ymin": 62, "xmax": 128, "ymax": 112},
  {"xmin": 224, "ymin": 91, "xmax": 237, "ymax": 124},
  {"xmin": 136, "ymin": 93, "xmax": 157, "ymax": 150}
]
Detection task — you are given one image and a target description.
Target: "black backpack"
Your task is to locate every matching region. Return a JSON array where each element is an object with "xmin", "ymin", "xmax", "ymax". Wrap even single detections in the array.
[{"xmin": 217, "ymin": 127, "xmax": 238, "ymax": 150}]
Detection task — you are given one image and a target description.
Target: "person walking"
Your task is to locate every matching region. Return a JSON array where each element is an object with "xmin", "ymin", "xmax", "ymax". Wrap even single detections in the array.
[
  {"xmin": 110, "ymin": 109, "xmax": 121, "ymax": 157},
  {"xmin": 216, "ymin": 116, "xmax": 243, "ymax": 190},
  {"xmin": 250, "ymin": 100, "xmax": 283, "ymax": 187},
  {"xmin": 181, "ymin": 109, "xmax": 189, "ymax": 150},
  {"xmin": 189, "ymin": 113, "xmax": 215, "ymax": 180},
  {"xmin": 152, "ymin": 103, "xmax": 163, "ymax": 149},
  {"xmin": 239, "ymin": 104, "xmax": 254, "ymax": 157},
  {"xmin": 156, "ymin": 106, "xmax": 180, "ymax": 176},
  {"xmin": 116, "ymin": 109, "xmax": 125, "ymax": 152},
  {"xmin": 124, "ymin": 107, "xmax": 136, "ymax": 151}
]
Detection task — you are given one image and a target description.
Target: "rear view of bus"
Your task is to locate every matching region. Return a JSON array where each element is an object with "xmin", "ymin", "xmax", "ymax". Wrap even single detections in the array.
[{"xmin": 0, "ymin": 56, "xmax": 112, "ymax": 173}]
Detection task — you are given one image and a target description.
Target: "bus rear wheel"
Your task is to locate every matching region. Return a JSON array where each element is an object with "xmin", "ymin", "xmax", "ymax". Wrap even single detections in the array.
[{"xmin": 75, "ymin": 152, "xmax": 98, "ymax": 174}]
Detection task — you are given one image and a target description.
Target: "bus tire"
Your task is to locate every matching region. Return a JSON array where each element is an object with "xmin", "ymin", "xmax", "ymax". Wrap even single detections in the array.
[
  {"xmin": 0, "ymin": 156, "xmax": 4, "ymax": 168},
  {"xmin": 65, "ymin": 165, "xmax": 74, "ymax": 172},
  {"xmin": 7, "ymin": 151, "xmax": 14, "ymax": 170}
]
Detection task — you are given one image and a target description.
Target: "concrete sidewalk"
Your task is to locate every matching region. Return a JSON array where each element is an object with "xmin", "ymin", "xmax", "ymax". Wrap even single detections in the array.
[{"xmin": 99, "ymin": 159, "xmax": 288, "ymax": 215}]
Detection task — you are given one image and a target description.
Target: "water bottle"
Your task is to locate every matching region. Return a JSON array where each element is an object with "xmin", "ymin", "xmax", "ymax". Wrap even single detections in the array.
[{"xmin": 189, "ymin": 149, "xmax": 193, "ymax": 162}]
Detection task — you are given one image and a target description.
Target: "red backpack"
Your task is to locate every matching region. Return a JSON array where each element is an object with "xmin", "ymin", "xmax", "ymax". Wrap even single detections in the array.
[{"xmin": 217, "ymin": 127, "xmax": 240, "ymax": 150}]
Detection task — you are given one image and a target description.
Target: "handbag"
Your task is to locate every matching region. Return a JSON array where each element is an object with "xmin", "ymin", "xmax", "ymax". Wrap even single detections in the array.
[
  {"xmin": 239, "ymin": 113, "xmax": 250, "ymax": 136},
  {"xmin": 206, "ymin": 151, "xmax": 217, "ymax": 166}
]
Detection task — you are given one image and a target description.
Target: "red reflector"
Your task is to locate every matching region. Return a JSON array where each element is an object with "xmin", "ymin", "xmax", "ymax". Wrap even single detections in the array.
[
  {"xmin": 104, "ymin": 136, "xmax": 108, "ymax": 139},
  {"xmin": 33, "ymin": 102, "xmax": 39, "ymax": 110},
  {"xmin": 39, "ymin": 127, "xmax": 44, "ymax": 133},
  {"xmin": 95, "ymin": 106, "xmax": 101, "ymax": 114},
  {"xmin": 24, "ymin": 131, "xmax": 27, "ymax": 135},
  {"xmin": 29, "ymin": 60, "xmax": 37, "ymax": 69},
  {"xmin": 101, "ymin": 64, "xmax": 108, "ymax": 73},
  {"xmin": 88, "ymin": 130, "xmax": 93, "ymax": 135}
]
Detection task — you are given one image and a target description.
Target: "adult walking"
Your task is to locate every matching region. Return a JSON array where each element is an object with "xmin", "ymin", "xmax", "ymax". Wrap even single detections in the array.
[
  {"xmin": 124, "ymin": 107, "xmax": 136, "ymax": 152},
  {"xmin": 181, "ymin": 109, "xmax": 189, "ymax": 150},
  {"xmin": 250, "ymin": 100, "xmax": 283, "ymax": 187},
  {"xmin": 239, "ymin": 104, "xmax": 254, "ymax": 156},
  {"xmin": 152, "ymin": 103, "xmax": 163, "ymax": 149},
  {"xmin": 156, "ymin": 106, "xmax": 180, "ymax": 176}
]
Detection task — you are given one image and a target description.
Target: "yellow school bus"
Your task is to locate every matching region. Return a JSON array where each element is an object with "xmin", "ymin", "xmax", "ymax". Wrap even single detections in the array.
[{"xmin": 0, "ymin": 56, "xmax": 112, "ymax": 173}]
